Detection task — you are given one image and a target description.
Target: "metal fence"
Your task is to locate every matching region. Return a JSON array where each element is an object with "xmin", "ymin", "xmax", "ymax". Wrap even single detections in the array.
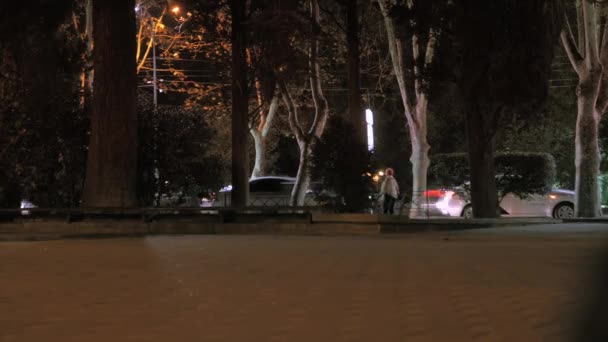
[{"xmin": 371, "ymin": 191, "xmax": 434, "ymax": 218}]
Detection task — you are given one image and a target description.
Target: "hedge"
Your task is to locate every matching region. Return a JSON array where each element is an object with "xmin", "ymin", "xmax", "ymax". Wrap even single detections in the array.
[{"xmin": 428, "ymin": 152, "xmax": 556, "ymax": 199}]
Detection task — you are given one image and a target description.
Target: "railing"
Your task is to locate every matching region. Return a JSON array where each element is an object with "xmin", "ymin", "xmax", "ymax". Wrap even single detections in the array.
[
  {"xmin": 207, "ymin": 194, "xmax": 321, "ymax": 209},
  {"xmin": 3, "ymin": 191, "xmax": 443, "ymax": 221},
  {"xmin": 371, "ymin": 191, "xmax": 434, "ymax": 218},
  {"xmin": 0, "ymin": 207, "xmax": 317, "ymax": 223}
]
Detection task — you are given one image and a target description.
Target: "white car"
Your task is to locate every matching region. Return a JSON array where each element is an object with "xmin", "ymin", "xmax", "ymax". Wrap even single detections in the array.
[
  {"xmin": 429, "ymin": 188, "xmax": 575, "ymax": 219},
  {"xmin": 211, "ymin": 176, "xmax": 319, "ymax": 207}
]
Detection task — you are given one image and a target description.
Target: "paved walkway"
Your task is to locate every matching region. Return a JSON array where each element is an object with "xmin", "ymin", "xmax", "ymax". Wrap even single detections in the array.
[{"xmin": 2, "ymin": 228, "xmax": 608, "ymax": 341}]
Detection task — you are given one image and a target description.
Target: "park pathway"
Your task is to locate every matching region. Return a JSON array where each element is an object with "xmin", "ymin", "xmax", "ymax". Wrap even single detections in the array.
[{"xmin": 1, "ymin": 230, "xmax": 607, "ymax": 341}]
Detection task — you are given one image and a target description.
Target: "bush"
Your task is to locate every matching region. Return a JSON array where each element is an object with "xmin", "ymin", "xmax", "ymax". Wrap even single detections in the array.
[
  {"xmin": 311, "ymin": 116, "xmax": 374, "ymax": 212},
  {"xmin": 429, "ymin": 152, "xmax": 556, "ymax": 200},
  {"xmin": 137, "ymin": 93, "xmax": 228, "ymax": 206}
]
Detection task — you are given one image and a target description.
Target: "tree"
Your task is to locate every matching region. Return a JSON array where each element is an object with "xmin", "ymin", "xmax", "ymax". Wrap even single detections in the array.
[
  {"xmin": 560, "ymin": 0, "xmax": 607, "ymax": 217},
  {"xmin": 312, "ymin": 115, "xmax": 373, "ymax": 212},
  {"xmin": 375, "ymin": 0, "xmax": 443, "ymax": 218},
  {"xmin": 82, "ymin": 0, "xmax": 138, "ymax": 207},
  {"xmin": 247, "ymin": 0, "xmax": 303, "ymax": 179},
  {"xmin": 277, "ymin": 0, "xmax": 330, "ymax": 206},
  {"xmin": 249, "ymin": 94, "xmax": 279, "ymax": 178},
  {"xmin": 0, "ymin": 0, "xmax": 83, "ymax": 208},
  {"xmin": 453, "ymin": 0, "xmax": 562, "ymax": 217},
  {"xmin": 137, "ymin": 92, "xmax": 227, "ymax": 206},
  {"xmin": 229, "ymin": 0, "xmax": 250, "ymax": 208}
]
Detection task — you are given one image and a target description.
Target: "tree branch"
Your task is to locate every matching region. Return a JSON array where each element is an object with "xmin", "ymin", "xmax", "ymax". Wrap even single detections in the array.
[
  {"xmin": 262, "ymin": 95, "xmax": 279, "ymax": 137},
  {"xmin": 560, "ymin": 16, "xmax": 584, "ymax": 75},
  {"xmin": 137, "ymin": 9, "xmax": 167, "ymax": 74},
  {"xmin": 277, "ymin": 79, "xmax": 305, "ymax": 143},
  {"xmin": 308, "ymin": 0, "xmax": 329, "ymax": 139},
  {"xmin": 319, "ymin": 3, "xmax": 346, "ymax": 34},
  {"xmin": 582, "ymin": 0, "xmax": 601, "ymax": 67},
  {"xmin": 377, "ymin": 0, "xmax": 416, "ymax": 129}
]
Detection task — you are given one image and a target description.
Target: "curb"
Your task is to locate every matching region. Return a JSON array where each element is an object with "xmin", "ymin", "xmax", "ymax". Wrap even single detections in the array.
[{"xmin": 0, "ymin": 214, "xmax": 563, "ymax": 242}]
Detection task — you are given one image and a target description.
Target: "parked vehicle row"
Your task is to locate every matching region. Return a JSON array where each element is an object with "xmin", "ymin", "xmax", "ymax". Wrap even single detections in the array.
[
  {"xmin": 422, "ymin": 187, "xmax": 575, "ymax": 219},
  {"xmin": 204, "ymin": 176, "xmax": 321, "ymax": 207}
]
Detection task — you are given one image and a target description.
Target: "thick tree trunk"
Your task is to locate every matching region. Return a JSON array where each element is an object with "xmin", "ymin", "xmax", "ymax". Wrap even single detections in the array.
[
  {"xmin": 291, "ymin": 141, "xmax": 312, "ymax": 206},
  {"xmin": 250, "ymin": 129, "xmax": 266, "ymax": 179},
  {"xmin": 286, "ymin": 0, "xmax": 328, "ymax": 207},
  {"xmin": 377, "ymin": 0, "xmax": 436, "ymax": 218},
  {"xmin": 230, "ymin": 0, "xmax": 249, "ymax": 209},
  {"xmin": 409, "ymin": 129, "xmax": 430, "ymax": 218},
  {"xmin": 465, "ymin": 104, "xmax": 498, "ymax": 218},
  {"xmin": 82, "ymin": 0, "xmax": 138, "ymax": 207},
  {"xmin": 347, "ymin": 0, "xmax": 366, "ymax": 147},
  {"xmin": 250, "ymin": 95, "xmax": 278, "ymax": 179},
  {"xmin": 575, "ymin": 77, "xmax": 602, "ymax": 217}
]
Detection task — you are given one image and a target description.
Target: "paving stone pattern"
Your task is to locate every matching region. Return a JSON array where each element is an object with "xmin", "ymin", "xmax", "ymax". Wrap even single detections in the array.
[{"xmin": 1, "ymin": 234, "xmax": 606, "ymax": 342}]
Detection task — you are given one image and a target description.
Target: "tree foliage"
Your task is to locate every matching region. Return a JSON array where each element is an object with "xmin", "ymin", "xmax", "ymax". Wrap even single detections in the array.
[
  {"xmin": 0, "ymin": 0, "xmax": 86, "ymax": 207},
  {"xmin": 429, "ymin": 152, "xmax": 557, "ymax": 201},
  {"xmin": 312, "ymin": 115, "xmax": 373, "ymax": 212}
]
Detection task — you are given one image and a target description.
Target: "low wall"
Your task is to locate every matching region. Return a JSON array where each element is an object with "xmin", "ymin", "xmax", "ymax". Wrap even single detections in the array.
[{"xmin": 0, "ymin": 209, "xmax": 560, "ymax": 241}]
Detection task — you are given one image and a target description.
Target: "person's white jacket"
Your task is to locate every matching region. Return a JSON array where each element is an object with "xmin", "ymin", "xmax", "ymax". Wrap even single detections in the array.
[{"xmin": 380, "ymin": 176, "xmax": 399, "ymax": 199}]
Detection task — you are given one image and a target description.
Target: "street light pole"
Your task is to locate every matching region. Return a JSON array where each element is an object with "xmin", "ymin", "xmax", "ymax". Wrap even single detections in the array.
[{"xmin": 151, "ymin": 20, "xmax": 158, "ymax": 107}]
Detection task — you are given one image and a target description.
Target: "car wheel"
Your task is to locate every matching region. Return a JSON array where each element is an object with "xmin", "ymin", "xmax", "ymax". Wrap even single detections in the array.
[
  {"xmin": 461, "ymin": 205, "xmax": 473, "ymax": 219},
  {"xmin": 553, "ymin": 202, "xmax": 574, "ymax": 219}
]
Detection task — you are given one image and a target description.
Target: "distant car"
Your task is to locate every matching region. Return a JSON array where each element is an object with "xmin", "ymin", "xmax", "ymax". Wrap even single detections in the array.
[
  {"xmin": 20, "ymin": 199, "xmax": 37, "ymax": 215},
  {"xmin": 424, "ymin": 188, "xmax": 575, "ymax": 219},
  {"xmin": 212, "ymin": 176, "xmax": 320, "ymax": 207}
]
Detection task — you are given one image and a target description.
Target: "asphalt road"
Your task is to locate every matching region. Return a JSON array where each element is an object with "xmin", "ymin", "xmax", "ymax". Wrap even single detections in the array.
[{"xmin": 2, "ymin": 225, "xmax": 608, "ymax": 342}]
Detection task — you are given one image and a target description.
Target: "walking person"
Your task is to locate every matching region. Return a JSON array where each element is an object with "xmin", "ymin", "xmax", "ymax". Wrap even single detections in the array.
[{"xmin": 380, "ymin": 168, "xmax": 399, "ymax": 214}]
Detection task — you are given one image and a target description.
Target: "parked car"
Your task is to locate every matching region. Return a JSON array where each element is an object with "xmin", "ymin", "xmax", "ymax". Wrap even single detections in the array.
[
  {"xmin": 424, "ymin": 188, "xmax": 575, "ymax": 219},
  {"xmin": 211, "ymin": 176, "xmax": 320, "ymax": 207}
]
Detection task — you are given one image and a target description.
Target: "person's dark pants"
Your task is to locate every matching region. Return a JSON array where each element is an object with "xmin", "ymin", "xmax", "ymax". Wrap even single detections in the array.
[{"xmin": 383, "ymin": 195, "xmax": 396, "ymax": 214}]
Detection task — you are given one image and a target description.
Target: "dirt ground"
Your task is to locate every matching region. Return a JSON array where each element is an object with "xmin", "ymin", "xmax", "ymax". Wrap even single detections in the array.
[{"xmin": 1, "ymin": 230, "xmax": 608, "ymax": 342}]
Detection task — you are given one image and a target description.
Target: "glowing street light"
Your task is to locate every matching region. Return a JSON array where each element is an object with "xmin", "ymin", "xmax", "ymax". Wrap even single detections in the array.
[
  {"xmin": 172, "ymin": 6, "xmax": 180, "ymax": 14},
  {"xmin": 365, "ymin": 109, "xmax": 375, "ymax": 151}
]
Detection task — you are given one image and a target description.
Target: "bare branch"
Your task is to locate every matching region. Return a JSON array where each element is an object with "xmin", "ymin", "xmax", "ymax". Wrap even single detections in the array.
[
  {"xmin": 412, "ymin": 33, "xmax": 422, "ymax": 98},
  {"xmin": 560, "ymin": 15, "xmax": 585, "ymax": 74},
  {"xmin": 136, "ymin": 15, "xmax": 146, "ymax": 63},
  {"xmin": 308, "ymin": 0, "xmax": 330, "ymax": 139},
  {"xmin": 137, "ymin": 9, "xmax": 167, "ymax": 74},
  {"xmin": 377, "ymin": 0, "xmax": 416, "ymax": 128},
  {"xmin": 277, "ymin": 79, "xmax": 305, "ymax": 143},
  {"xmin": 319, "ymin": 3, "xmax": 346, "ymax": 34},
  {"xmin": 582, "ymin": 0, "xmax": 601, "ymax": 66},
  {"xmin": 262, "ymin": 95, "xmax": 279, "ymax": 137}
]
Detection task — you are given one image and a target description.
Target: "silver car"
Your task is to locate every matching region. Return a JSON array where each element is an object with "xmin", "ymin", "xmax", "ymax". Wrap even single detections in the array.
[
  {"xmin": 431, "ymin": 188, "xmax": 575, "ymax": 219},
  {"xmin": 211, "ymin": 176, "xmax": 319, "ymax": 207}
]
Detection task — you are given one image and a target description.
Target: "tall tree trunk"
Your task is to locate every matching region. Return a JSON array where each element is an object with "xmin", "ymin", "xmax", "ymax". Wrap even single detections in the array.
[
  {"xmin": 279, "ymin": 0, "xmax": 329, "ymax": 207},
  {"xmin": 409, "ymin": 126, "xmax": 430, "ymax": 218},
  {"xmin": 291, "ymin": 142, "xmax": 313, "ymax": 206},
  {"xmin": 347, "ymin": 0, "xmax": 365, "ymax": 147},
  {"xmin": 575, "ymin": 75, "xmax": 602, "ymax": 217},
  {"xmin": 230, "ymin": 0, "xmax": 249, "ymax": 209},
  {"xmin": 250, "ymin": 95, "xmax": 278, "ymax": 179},
  {"xmin": 250, "ymin": 129, "xmax": 266, "ymax": 178},
  {"xmin": 377, "ymin": 0, "xmax": 437, "ymax": 218},
  {"xmin": 465, "ymin": 103, "xmax": 498, "ymax": 218},
  {"xmin": 83, "ymin": 0, "xmax": 138, "ymax": 207},
  {"xmin": 561, "ymin": 0, "xmax": 605, "ymax": 217}
]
